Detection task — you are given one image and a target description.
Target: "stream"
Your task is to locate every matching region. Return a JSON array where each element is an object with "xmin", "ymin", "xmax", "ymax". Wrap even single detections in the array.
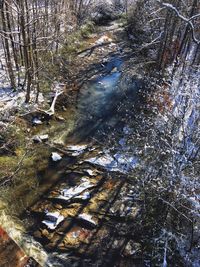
[
  {"xmin": 25, "ymin": 54, "xmax": 143, "ymax": 267},
  {"xmin": 70, "ymin": 56, "xmax": 124, "ymax": 140},
  {"xmin": 0, "ymin": 45, "xmax": 144, "ymax": 267},
  {"xmin": 1, "ymin": 21, "xmax": 198, "ymax": 267}
]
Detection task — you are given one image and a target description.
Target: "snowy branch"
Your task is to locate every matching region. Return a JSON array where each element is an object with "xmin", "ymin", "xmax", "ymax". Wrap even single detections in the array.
[
  {"xmin": 162, "ymin": 3, "xmax": 200, "ymax": 45},
  {"xmin": 47, "ymin": 90, "xmax": 63, "ymax": 115}
]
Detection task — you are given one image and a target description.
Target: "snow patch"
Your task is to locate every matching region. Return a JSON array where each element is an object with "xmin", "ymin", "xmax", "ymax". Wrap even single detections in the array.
[
  {"xmin": 42, "ymin": 212, "xmax": 64, "ymax": 230},
  {"xmin": 85, "ymin": 152, "xmax": 138, "ymax": 173},
  {"xmin": 78, "ymin": 213, "xmax": 96, "ymax": 227},
  {"xmin": 51, "ymin": 152, "xmax": 62, "ymax": 162},
  {"xmin": 55, "ymin": 178, "xmax": 93, "ymax": 201}
]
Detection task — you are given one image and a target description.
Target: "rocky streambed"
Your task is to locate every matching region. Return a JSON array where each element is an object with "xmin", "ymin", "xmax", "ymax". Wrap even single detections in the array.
[
  {"xmin": 24, "ymin": 38, "xmax": 145, "ymax": 266},
  {"xmin": 0, "ymin": 20, "xmax": 146, "ymax": 267},
  {"xmin": 28, "ymin": 143, "xmax": 142, "ymax": 267}
]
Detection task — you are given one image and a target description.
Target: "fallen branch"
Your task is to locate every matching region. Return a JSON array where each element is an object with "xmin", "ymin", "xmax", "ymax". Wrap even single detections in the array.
[
  {"xmin": 19, "ymin": 89, "xmax": 64, "ymax": 123},
  {"xmin": 0, "ymin": 151, "xmax": 28, "ymax": 187},
  {"xmin": 37, "ymin": 89, "xmax": 64, "ymax": 117},
  {"xmin": 46, "ymin": 90, "xmax": 64, "ymax": 116}
]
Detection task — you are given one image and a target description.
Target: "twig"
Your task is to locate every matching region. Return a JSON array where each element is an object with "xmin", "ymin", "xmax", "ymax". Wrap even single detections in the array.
[
  {"xmin": 159, "ymin": 197, "xmax": 192, "ymax": 222},
  {"xmin": 0, "ymin": 151, "xmax": 28, "ymax": 186}
]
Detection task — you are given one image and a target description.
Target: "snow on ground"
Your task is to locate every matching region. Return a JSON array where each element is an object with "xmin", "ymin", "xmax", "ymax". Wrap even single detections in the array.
[
  {"xmin": 0, "ymin": 89, "xmax": 45, "ymax": 114},
  {"xmin": 85, "ymin": 150, "xmax": 138, "ymax": 173}
]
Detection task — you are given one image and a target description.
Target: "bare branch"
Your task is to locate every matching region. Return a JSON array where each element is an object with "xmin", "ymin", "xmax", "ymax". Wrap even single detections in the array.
[{"xmin": 162, "ymin": 3, "xmax": 200, "ymax": 45}]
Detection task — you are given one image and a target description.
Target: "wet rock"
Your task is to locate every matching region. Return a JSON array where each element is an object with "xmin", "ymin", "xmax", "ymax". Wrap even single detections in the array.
[
  {"xmin": 59, "ymin": 226, "xmax": 93, "ymax": 250},
  {"xmin": 85, "ymin": 153, "xmax": 114, "ymax": 168},
  {"xmin": 54, "ymin": 204, "xmax": 63, "ymax": 210},
  {"xmin": 111, "ymin": 67, "xmax": 118, "ymax": 73},
  {"xmin": 95, "ymin": 35, "xmax": 113, "ymax": 45},
  {"xmin": 111, "ymin": 238, "xmax": 126, "ymax": 249},
  {"xmin": 42, "ymin": 211, "xmax": 64, "ymax": 230},
  {"xmin": 61, "ymin": 189, "xmax": 90, "ymax": 202},
  {"xmin": 84, "ymin": 169, "xmax": 97, "ymax": 176},
  {"xmin": 60, "ymin": 204, "xmax": 82, "ymax": 218},
  {"xmin": 88, "ymin": 198, "xmax": 108, "ymax": 214},
  {"xmin": 89, "ymin": 190, "xmax": 109, "ymax": 208},
  {"xmin": 77, "ymin": 213, "xmax": 97, "ymax": 228},
  {"xmin": 34, "ymin": 230, "xmax": 42, "ymax": 239},
  {"xmin": 33, "ymin": 118, "xmax": 42, "ymax": 125},
  {"xmin": 31, "ymin": 200, "xmax": 54, "ymax": 214},
  {"xmin": 76, "ymin": 191, "xmax": 91, "ymax": 200},
  {"xmin": 45, "ymin": 233, "xmax": 64, "ymax": 250},
  {"xmin": 41, "ymin": 229, "xmax": 51, "ymax": 239},
  {"xmin": 59, "ymin": 226, "xmax": 94, "ymax": 253},
  {"xmin": 52, "ymin": 177, "xmax": 95, "ymax": 202},
  {"xmin": 32, "ymin": 134, "xmax": 49, "ymax": 143},
  {"xmin": 66, "ymin": 144, "xmax": 88, "ymax": 151},
  {"xmin": 32, "ymin": 135, "xmax": 42, "ymax": 143},
  {"xmin": 79, "ymin": 227, "xmax": 110, "ymax": 257},
  {"xmin": 123, "ymin": 241, "xmax": 142, "ymax": 257},
  {"xmin": 51, "ymin": 152, "xmax": 62, "ymax": 162},
  {"xmin": 85, "ymin": 152, "xmax": 137, "ymax": 173},
  {"xmin": 39, "ymin": 134, "xmax": 49, "ymax": 141},
  {"xmin": 65, "ymin": 144, "xmax": 88, "ymax": 156},
  {"xmin": 50, "ymin": 190, "xmax": 60, "ymax": 196}
]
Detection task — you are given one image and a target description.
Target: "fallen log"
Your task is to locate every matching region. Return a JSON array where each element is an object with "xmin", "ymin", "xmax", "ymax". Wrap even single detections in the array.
[{"xmin": 0, "ymin": 226, "xmax": 40, "ymax": 266}]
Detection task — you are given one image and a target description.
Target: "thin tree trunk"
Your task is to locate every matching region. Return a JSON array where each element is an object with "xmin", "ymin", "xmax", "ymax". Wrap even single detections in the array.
[{"xmin": 1, "ymin": 1, "xmax": 16, "ymax": 89}]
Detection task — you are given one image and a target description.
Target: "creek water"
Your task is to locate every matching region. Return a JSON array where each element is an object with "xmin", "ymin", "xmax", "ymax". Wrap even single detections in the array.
[{"xmin": 70, "ymin": 56, "xmax": 124, "ymax": 141}]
